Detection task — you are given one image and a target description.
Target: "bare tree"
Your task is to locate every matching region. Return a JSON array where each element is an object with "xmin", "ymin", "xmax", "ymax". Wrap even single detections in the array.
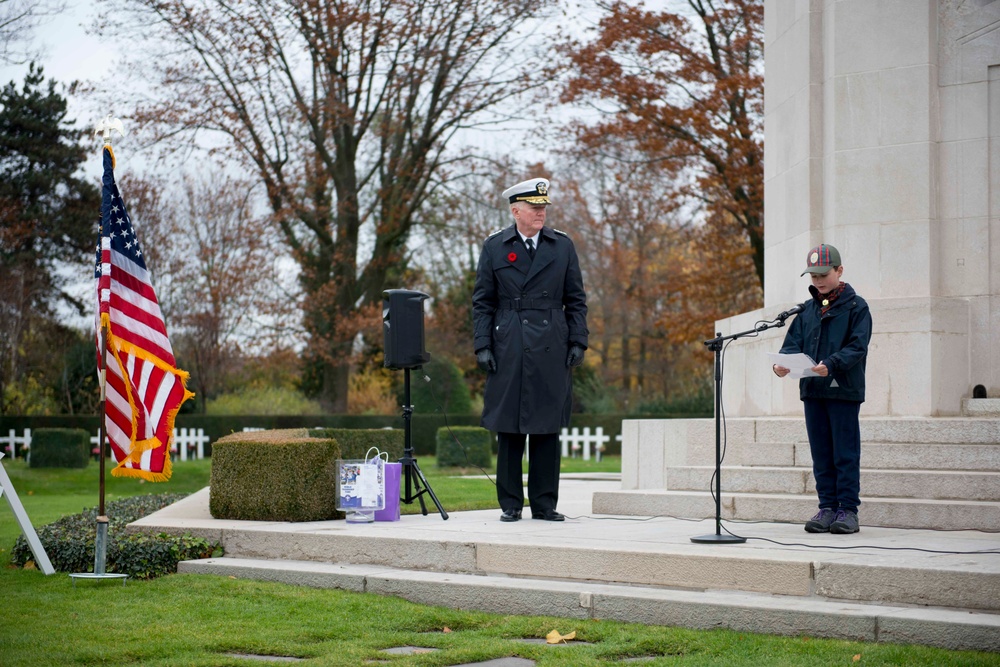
[
  {"xmin": 94, "ymin": 0, "xmax": 559, "ymax": 412},
  {"xmin": 122, "ymin": 172, "xmax": 299, "ymax": 412},
  {"xmin": 0, "ymin": 0, "xmax": 65, "ymax": 65}
]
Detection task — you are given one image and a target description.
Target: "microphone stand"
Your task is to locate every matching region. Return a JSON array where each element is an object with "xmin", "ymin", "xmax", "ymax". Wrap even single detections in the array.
[{"xmin": 691, "ymin": 314, "xmax": 791, "ymax": 544}]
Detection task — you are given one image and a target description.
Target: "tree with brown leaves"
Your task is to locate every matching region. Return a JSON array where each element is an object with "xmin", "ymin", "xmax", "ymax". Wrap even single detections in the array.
[
  {"xmin": 554, "ymin": 144, "xmax": 715, "ymax": 409},
  {"xmin": 561, "ymin": 0, "xmax": 764, "ymax": 285}
]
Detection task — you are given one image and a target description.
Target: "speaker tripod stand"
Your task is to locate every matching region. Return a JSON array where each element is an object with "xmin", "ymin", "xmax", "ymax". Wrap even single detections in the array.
[{"xmin": 399, "ymin": 368, "xmax": 448, "ymax": 520}]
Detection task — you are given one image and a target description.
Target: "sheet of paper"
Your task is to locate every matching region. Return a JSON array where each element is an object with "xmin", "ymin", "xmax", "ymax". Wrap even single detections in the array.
[
  {"xmin": 358, "ymin": 464, "xmax": 380, "ymax": 503},
  {"xmin": 768, "ymin": 352, "xmax": 820, "ymax": 379}
]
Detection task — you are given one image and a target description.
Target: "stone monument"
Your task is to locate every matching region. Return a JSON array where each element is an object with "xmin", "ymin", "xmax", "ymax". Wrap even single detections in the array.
[{"xmin": 598, "ymin": 0, "xmax": 1000, "ymax": 530}]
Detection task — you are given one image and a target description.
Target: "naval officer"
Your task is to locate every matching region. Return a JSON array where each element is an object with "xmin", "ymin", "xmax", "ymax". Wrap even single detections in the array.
[{"xmin": 472, "ymin": 177, "xmax": 589, "ymax": 522}]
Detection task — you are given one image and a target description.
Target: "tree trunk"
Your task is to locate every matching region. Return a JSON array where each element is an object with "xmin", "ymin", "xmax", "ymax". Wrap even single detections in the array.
[{"xmin": 319, "ymin": 356, "xmax": 351, "ymax": 414}]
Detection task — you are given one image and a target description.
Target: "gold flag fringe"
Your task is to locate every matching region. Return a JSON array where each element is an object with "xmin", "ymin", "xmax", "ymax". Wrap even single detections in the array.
[{"xmin": 100, "ymin": 314, "xmax": 194, "ymax": 482}]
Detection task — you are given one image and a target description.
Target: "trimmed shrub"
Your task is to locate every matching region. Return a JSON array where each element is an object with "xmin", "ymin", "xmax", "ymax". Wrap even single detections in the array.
[
  {"xmin": 309, "ymin": 427, "xmax": 405, "ymax": 461},
  {"xmin": 209, "ymin": 429, "xmax": 342, "ymax": 522},
  {"xmin": 10, "ymin": 494, "xmax": 220, "ymax": 579},
  {"xmin": 436, "ymin": 426, "xmax": 492, "ymax": 469},
  {"xmin": 29, "ymin": 428, "xmax": 89, "ymax": 469},
  {"xmin": 406, "ymin": 356, "xmax": 474, "ymax": 415},
  {"xmin": 209, "ymin": 428, "xmax": 406, "ymax": 521}
]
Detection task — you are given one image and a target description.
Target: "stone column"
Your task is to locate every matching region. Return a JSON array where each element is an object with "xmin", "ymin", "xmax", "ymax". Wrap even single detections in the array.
[{"xmin": 721, "ymin": 0, "xmax": 1000, "ymax": 418}]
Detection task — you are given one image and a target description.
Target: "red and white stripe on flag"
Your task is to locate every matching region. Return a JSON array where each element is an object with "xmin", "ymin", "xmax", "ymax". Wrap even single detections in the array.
[{"xmin": 95, "ymin": 146, "xmax": 193, "ymax": 482}]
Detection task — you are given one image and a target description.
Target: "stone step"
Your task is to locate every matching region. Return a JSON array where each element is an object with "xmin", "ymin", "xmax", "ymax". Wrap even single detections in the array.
[
  {"xmin": 738, "ymin": 442, "xmax": 1000, "ymax": 471},
  {"xmin": 670, "ymin": 418, "xmax": 1000, "ymax": 455},
  {"xmin": 131, "ymin": 486, "xmax": 1000, "ymax": 654},
  {"xmin": 963, "ymin": 398, "xmax": 1000, "ymax": 417},
  {"xmin": 752, "ymin": 417, "xmax": 1000, "ymax": 445},
  {"xmin": 178, "ymin": 518, "xmax": 1000, "ymax": 612},
  {"xmin": 592, "ymin": 489, "xmax": 1000, "ymax": 531},
  {"xmin": 667, "ymin": 466, "xmax": 1000, "ymax": 501},
  {"xmin": 177, "ymin": 557, "xmax": 1000, "ymax": 653}
]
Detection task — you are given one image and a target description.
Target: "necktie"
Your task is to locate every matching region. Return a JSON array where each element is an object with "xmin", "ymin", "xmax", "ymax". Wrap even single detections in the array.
[{"xmin": 526, "ymin": 238, "xmax": 535, "ymax": 258}]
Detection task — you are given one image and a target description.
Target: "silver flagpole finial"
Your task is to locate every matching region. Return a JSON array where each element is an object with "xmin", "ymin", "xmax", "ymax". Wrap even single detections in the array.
[{"xmin": 94, "ymin": 114, "xmax": 126, "ymax": 145}]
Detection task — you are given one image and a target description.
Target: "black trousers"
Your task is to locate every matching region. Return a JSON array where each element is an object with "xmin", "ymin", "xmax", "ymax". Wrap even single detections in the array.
[{"xmin": 496, "ymin": 432, "xmax": 559, "ymax": 514}]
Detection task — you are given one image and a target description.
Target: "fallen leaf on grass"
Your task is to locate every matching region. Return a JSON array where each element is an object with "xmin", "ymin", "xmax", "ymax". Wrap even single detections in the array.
[
  {"xmin": 853, "ymin": 655, "xmax": 861, "ymax": 663},
  {"xmin": 546, "ymin": 629, "xmax": 576, "ymax": 644}
]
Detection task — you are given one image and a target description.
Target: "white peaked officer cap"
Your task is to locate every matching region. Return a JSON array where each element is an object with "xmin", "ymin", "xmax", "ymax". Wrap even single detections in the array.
[{"xmin": 502, "ymin": 178, "xmax": 550, "ymax": 205}]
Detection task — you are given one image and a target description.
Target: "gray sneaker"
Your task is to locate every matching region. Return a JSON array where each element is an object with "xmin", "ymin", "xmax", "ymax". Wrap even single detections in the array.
[
  {"xmin": 804, "ymin": 508, "xmax": 837, "ymax": 533},
  {"xmin": 830, "ymin": 509, "xmax": 860, "ymax": 534}
]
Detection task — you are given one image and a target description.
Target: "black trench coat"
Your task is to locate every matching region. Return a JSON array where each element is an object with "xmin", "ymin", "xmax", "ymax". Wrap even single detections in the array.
[{"xmin": 472, "ymin": 225, "xmax": 589, "ymax": 434}]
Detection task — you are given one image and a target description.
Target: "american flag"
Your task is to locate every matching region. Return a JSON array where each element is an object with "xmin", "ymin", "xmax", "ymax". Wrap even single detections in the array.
[{"xmin": 94, "ymin": 146, "xmax": 193, "ymax": 482}]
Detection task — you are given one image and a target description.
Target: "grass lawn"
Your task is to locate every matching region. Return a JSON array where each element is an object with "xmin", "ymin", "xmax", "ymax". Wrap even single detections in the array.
[{"xmin": 1, "ymin": 456, "xmax": 997, "ymax": 666}]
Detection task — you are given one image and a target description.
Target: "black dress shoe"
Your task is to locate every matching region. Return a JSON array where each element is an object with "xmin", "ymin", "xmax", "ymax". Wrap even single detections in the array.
[
  {"xmin": 531, "ymin": 509, "xmax": 565, "ymax": 521},
  {"xmin": 500, "ymin": 508, "xmax": 522, "ymax": 522}
]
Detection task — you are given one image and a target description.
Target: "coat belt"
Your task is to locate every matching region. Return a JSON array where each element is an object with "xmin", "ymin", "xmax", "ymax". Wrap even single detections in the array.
[{"xmin": 498, "ymin": 298, "xmax": 561, "ymax": 311}]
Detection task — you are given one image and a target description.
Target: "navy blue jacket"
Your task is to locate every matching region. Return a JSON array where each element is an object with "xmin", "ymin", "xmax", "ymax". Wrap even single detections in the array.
[
  {"xmin": 472, "ymin": 225, "xmax": 588, "ymax": 433},
  {"xmin": 779, "ymin": 283, "xmax": 872, "ymax": 403}
]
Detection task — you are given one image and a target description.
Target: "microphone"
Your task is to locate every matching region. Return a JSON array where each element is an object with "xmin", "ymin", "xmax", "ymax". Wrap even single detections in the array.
[{"xmin": 776, "ymin": 303, "xmax": 806, "ymax": 321}]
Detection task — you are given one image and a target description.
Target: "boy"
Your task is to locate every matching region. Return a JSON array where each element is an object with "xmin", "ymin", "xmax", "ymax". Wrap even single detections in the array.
[{"xmin": 773, "ymin": 244, "xmax": 872, "ymax": 534}]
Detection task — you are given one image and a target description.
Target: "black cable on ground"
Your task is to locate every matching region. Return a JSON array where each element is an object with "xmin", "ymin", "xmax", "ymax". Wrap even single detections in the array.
[
  {"xmin": 420, "ymin": 371, "xmax": 496, "ymax": 486},
  {"xmin": 564, "ymin": 513, "xmax": 1000, "ymax": 555}
]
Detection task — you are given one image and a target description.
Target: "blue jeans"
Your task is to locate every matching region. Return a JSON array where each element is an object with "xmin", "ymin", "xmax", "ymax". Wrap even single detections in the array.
[{"xmin": 803, "ymin": 398, "xmax": 861, "ymax": 512}]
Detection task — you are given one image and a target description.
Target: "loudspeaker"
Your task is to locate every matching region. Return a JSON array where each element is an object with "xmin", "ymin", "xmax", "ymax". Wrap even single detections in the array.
[{"xmin": 383, "ymin": 289, "xmax": 431, "ymax": 370}]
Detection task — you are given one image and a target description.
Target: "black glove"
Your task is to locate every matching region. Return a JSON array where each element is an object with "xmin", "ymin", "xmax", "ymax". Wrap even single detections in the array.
[
  {"xmin": 567, "ymin": 345, "xmax": 585, "ymax": 368},
  {"xmin": 476, "ymin": 348, "xmax": 497, "ymax": 373}
]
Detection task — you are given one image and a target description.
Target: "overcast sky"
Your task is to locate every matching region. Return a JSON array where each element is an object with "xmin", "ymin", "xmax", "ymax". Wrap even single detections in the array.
[
  {"xmin": 37, "ymin": 3, "xmax": 116, "ymax": 82},
  {"xmin": 3, "ymin": 0, "xmax": 616, "ymax": 170}
]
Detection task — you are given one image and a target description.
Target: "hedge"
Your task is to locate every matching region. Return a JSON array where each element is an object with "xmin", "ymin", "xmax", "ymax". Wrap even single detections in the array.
[
  {"xmin": 29, "ymin": 428, "xmax": 90, "ymax": 469},
  {"xmin": 436, "ymin": 426, "xmax": 492, "ymax": 469},
  {"xmin": 11, "ymin": 494, "xmax": 220, "ymax": 579},
  {"xmin": 0, "ymin": 412, "xmax": 710, "ymax": 458},
  {"xmin": 207, "ymin": 427, "xmax": 409, "ymax": 522},
  {"xmin": 209, "ymin": 429, "xmax": 342, "ymax": 522},
  {"xmin": 308, "ymin": 427, "xmax": 404, "ymax": 461}
]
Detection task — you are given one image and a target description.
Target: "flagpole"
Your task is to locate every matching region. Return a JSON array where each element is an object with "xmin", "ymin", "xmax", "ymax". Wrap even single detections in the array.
[
  {"xmin": 70, "ymin": 116, "xmax": 129, "ymax": 586},
  {"xmin": 95, "ymin": 322, "xmax": 109, "ymax": 574},
  {"xmin": 99, "ymin": 327, "xmax": 105, "ymax": 517}
]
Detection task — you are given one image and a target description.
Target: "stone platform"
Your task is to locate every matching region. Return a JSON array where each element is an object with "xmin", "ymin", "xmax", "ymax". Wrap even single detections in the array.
[{"xmin": 128, "ymin": 475, "xmax": 1000, "ymax": 654}]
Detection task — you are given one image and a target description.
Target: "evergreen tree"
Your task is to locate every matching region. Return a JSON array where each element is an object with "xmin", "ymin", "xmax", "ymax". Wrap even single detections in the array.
[{"xmin": 0, "ymin": 63, "xmax": 100, "ymax": 413}]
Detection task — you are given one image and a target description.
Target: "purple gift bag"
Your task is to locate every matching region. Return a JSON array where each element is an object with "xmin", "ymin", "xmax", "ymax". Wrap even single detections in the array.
[{"xmin": 375, "ymin": 462, "xmax": 401, "ymax": 521}]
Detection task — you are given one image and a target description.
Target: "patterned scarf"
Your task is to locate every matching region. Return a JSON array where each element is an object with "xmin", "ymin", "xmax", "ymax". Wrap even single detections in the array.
[{"xmin": 817, "ymin": 281, "xmax": 846, "ymax": 315}]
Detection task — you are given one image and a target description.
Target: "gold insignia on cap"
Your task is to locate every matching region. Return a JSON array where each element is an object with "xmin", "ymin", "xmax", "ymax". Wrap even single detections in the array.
[
  {"xmin": 810, "ymin": 251, "xmax": 819, "ymax": 264},
  {"xmin": 504, "ymin": 177, "xmax": 551, "ymax": 205}
]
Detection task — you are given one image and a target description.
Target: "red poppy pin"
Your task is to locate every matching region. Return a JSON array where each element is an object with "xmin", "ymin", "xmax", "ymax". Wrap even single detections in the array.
[{"xmin": 507, "ymin": 252, "xmax": 517, "ymax": 262}]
